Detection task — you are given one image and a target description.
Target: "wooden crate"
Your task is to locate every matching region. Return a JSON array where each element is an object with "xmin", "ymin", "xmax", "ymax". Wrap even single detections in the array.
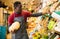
[{"xmin": 0, "ymin": 8, "xmax": 4, "ymax": 26}]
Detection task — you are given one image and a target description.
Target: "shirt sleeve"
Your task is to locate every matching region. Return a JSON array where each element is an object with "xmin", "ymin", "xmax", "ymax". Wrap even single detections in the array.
[
  {"xmin": 25, "ymin": 11, "xmax": 31, "ymax": 17},
  {"xmin": 8, "ymin": 14, "xmax": 14, "ymax": 26}
]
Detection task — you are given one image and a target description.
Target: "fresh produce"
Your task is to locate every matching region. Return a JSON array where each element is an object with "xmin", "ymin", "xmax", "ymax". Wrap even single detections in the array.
[
  {"xmin": 48, "ymin": 18, "xmax": 55, "ymax": 30},
  {"xmin": 9, "ymin": 22, "xmax": 20, "ymax": 33}
]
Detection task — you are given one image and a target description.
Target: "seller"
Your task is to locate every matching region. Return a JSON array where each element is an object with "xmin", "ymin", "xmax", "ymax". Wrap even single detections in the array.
[{"xmin": 8, "ymin": 1, "xmax": 47, "ymax": 39}]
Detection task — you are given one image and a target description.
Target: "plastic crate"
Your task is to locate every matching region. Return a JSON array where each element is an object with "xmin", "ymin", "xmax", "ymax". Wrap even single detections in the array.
[{"xmin": 0, "ymin": 26, "xmax": 6, "ymax": 39}]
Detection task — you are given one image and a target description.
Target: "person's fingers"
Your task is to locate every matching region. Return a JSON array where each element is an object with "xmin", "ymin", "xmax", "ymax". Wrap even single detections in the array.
[{"xmin": 9, "ymin": 26, "xmax": 14, "ymax": 33}]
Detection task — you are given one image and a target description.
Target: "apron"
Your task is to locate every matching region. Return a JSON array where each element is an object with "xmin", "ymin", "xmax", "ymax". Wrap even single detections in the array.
[{"xmin": 12, "ymin": 16, "xmax": 29, "ymax": 39}]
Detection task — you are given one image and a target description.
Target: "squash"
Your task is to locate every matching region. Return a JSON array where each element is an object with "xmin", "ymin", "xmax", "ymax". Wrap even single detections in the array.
[{"xmin": 9, "ymin": 22, "xmax": 20, "ymax": 33}]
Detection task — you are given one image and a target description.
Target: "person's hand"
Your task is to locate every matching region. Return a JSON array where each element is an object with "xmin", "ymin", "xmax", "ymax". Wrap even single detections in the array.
[
  {"xmin": 9, "ymin": 26, "xmax": 15, "ymax": 33},
  {"xmin": 9, "ymin": 22, "xmax": 20, "ymax": 33}
]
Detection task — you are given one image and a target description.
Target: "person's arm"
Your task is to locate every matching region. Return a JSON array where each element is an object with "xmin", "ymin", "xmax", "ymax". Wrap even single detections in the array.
[
  {"xmin": 30, "ymin": 12, "xmax": 43, "ymax": 17},
  {"xmin": 25, "ymin": 10, "xmax": 46, "ymax": 17},
  {"xmin": 7, "ymin": 14, "xmax": 14, "ymax": 33},
  {"xmin": 26, "ymin": 12, "xmax": 43, "ymax": 17}
]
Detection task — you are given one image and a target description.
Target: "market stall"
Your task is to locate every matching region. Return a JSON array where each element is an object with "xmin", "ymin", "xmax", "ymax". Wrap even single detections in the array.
[
  {"xmin": 0, "ymin": 0, "xmax": 60, "ymax": 39},
  {"xmin": 26, "ymin": 0, "xmax": 60, "ymax": 39}
]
